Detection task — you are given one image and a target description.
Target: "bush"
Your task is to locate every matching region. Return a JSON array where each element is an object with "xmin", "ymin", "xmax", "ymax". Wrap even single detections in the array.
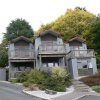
[
  {"xmin": 80, "ymin": 73, "xmax": 100, "ymax": 86},
  {"xmin": 26, "ymin": 69, "xmax": 45, "ymax": 85},
  {"xmin": 16, "ymin": 71, "xmax": 29, "ymax": 83},
  {"xmin": 52, "ymin": 67, "xmax": 71, "ymax": 86},
  {"xmin": 41, "ymin": 67, "xmax": 71, "ymax": 92},
  {"xmin": 10, "ymin": 79, "xmax": 17, "ymax": 83},
  {"xmin": 52, "ymin": 67, "xmax": 68, "ymax": 78},
  {"xmin": 92, "ymin": 85, "xmax": 100, "ymax": 92},
  {"xmin": 42, "ymin": 76, "xmax": 66, "ymax": 92},
  {"xmin": 23, "ymin": 81, "xmax": 31, "ymax": 87},
  {"xmin": 16, "ymin": 68, "xmax": 71, "ymax": 92}
]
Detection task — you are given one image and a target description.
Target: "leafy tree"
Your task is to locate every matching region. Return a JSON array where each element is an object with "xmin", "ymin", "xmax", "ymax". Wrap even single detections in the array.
[
  {"xmin": 75, "ymin": 7, "xmax": 87, "ymax": 11},
  {"xmin": 4, "ymin": 18, "xmax": 34, "ymax": 41},
  {"xmin": 0, "ymin": 46, "xmax": 8, "ymax": 68},
  {"xmin": 89, "ymin": 16, "xmax": 100, "ymax": 49},
  {"xmin": 38, "ymin": 8, "xmax": 96, "ymax": 42}
]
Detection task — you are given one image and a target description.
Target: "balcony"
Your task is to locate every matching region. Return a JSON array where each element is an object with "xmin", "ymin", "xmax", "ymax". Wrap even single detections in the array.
[
  {"xmin": 9, "ymin": 49, "xmax": 34, "ymax": 59},
  {"xmin": 38, "ymin": 44, "xmax": 66, "ymax": 54},
  {"xmin": 67, "ymin": 49, "xmax": 95, "ymax": 59}
]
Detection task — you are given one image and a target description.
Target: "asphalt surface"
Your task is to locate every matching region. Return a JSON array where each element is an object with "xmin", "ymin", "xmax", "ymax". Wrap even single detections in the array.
[
  {"xmin": 0, "ymin": 81, "xmax": 44, "ymax": 100},
  {"xmin": 77, "ymin": 95, "xmax": 100, "ymax": 100}
]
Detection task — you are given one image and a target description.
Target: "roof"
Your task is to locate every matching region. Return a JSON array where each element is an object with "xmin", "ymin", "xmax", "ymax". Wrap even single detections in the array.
[
  {"xmin": 11, "ymin": 36, "xmax": 32, "ymax": 43},
  {"xmin": 68, "ymin": 37, "xmax": 85, "ymax": 43},
  {"xmin": 39, "ymin": 30, "xmax": 60, "ymax": 37}
]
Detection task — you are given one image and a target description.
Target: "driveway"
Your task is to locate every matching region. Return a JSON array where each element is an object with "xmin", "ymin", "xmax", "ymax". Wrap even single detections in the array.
[{"xmin": 0, "ymin": 81, "xmax": 44, "ymax": 100}]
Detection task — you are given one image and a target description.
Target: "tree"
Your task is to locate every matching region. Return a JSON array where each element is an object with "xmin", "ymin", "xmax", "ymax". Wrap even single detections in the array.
[
  {"xmin": 75, "ymin": 7, "xmax": 87, "ymax": 11},
  {"xmin": 4, "ymin": 18, "xmax": 34, "ymax": 41},
  {"xmin": 0, "ymin": 46, "xmax": 8, "ymax": 68},
  {"xmin": 38, "ymin": 8, "xmax": 96, "ymax": 42},
  {"xmin": 89, "ymin": 16, "xmax": 100, "ymax": 49}
]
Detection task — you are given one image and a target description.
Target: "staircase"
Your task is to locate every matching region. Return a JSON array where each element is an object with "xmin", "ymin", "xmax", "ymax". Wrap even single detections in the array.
[{"xmin": 72, "ymin": 80, "xmax": 91, "ymax": 92}]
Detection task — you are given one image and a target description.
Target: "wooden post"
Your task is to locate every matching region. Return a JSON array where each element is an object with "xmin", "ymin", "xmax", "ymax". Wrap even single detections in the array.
[
  {"xmin": 33, "ymin": 60, "xmax": 35, "ymax": 69},
  {"xmin": 40, "ymin": 55, "xmax": 42, "ymax": 67},
  {"xmin": 63, "ymin": 57, "xmax": 65, "ymax": 67}
]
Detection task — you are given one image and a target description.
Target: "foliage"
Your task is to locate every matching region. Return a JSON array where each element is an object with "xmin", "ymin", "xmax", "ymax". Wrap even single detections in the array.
[
  {"xmin": 10, "ymin": 79, "xmax": 17, "ymax": 84},
  {"xmin": 0, "ymin": 47, "xmax": 8, "ymax": 68},
  {"xmin": 38, "ymin": 8, "xmax": 96, "ymax": 42},
  {"xmin": 86, "ymin": 16, "xmax": 100, "ymax": 49},
  {"xmin": 96, "ymin": 54, "xmax": 100, "ymax": 69},
  {"xmin": 16, "ymin": 71, "xmax": 30, "ymax": 83},
  {"xmin": 27, "ymin": 69, "xmax": 45, "ymax": 84},
  {"xmin": 92, "ymin": 85, "xmax": 100, "ymax": 92},
  {"xmin": 16, "ymin": 68, "xmax": 71, "ymax": 92},
  {"xmin": 42, "ymin": 67, "xmax": 71, "ymax": 92},
  {"xmin": 52, "ymin": 66, "xmax": 69, "ymax": 78},
  {"xmin": 42, "ymin": 77, "xmax": 66, "ymax": 92},
  {"xmin": 80, "ymin": 73, "xmax": 100, "ymax": 86},
  {"xmin": 4, "ymin": 18, "xmax": 34, "ymax": 41}
]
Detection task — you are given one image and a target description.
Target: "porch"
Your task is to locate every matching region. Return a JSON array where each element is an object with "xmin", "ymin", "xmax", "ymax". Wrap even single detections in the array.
[
  {"xmin": 37, "ymin": 56, "xmax": 66, "ymax": 72},
  {"xmin": 9, "ymin": 61, "xmax": 35, "ymax": 79},
  {"xmin": 38, "ymin": 44, "xmax": 66, "ymax": 54},
  {"xmin": 9, "ymin": 49, "xmax": 34, "ymax": 59}
]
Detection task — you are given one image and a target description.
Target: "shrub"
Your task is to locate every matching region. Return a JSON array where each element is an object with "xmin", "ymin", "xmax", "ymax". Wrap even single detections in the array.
[
  {"xmin": 10, "ymin": 79, "xmax": 17, "ymax": 83},
  {"xmin": 26, "ymin": 69, "xmax": 45, "ymax": 85},
  {"xmin": 42, "ymin": 76, "xmax": 66, "ymax": 92},
  {"xmin": 52, "ymin": 67, "xmax": 68, "ymax": 78},
  {"xmin": 92, "ymin": 85, "xmax": 100, "ymax": 92},
  {"xmin": 41, "ymin": 67, "xmax": 71, "ymax": 92},
  {"xmin": 16, "ymin": 71, "xmax": 29, "ymax": 83},
  {"xmin": 16, "ymin": 68, "xmax": 71, "ymax": 92},
  {"xmin": 52, "ymin": 67, "xmax": 71, "ymax": 86},
  {"xmin": 23, "ymin": 81, "xmax": 31, "ymax": 87}
]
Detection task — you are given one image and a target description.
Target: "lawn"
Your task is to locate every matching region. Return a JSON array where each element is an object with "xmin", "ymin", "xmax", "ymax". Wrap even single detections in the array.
[{"xmin": 92, "ymin": 85, "xmax": 100, "ymax": 93}]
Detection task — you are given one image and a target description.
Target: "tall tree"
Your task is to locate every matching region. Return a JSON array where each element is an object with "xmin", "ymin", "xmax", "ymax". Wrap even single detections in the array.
[
  {"xmin": 38, "ymin": 8, "xmax": 96, "ymax": 42},
  {"xmin": 0, "ymin": 46, "xmax": 8, "ymax": 68},
  {"xmin": 4, "ymin": 18, "xmax": 34, "ymax": 41},
  {"xmin": 89, "ymin": 16, "xmax": 100, "ymax": 49}
]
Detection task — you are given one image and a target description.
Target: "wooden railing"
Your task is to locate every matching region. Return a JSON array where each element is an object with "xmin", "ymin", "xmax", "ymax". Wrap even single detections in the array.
[
  {"xmin": 66, "ymin": 49, "xmax": 95, "ymax": 59},
  {"xmin": 38, "ymin": 44, "xmax": 66, "ymax": 54},
  {"xmin": 9, "ymin": 49, "xmax": 34, "ymax": 59}
]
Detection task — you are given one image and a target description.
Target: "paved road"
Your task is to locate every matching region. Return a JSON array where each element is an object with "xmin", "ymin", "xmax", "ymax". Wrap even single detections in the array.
[
  {"xmin": 77, "ymin": 95, "xmax": 100, "ymax": 100},
  {"xmin": 0, "ymin": 81, "xmax": 43, "ymax": 100}
]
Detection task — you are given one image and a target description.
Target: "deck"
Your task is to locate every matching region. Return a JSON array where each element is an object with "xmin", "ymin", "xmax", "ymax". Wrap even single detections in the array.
[{"xmin": 66, "ymin": 49, "xmax": 95, "ymax": 59}]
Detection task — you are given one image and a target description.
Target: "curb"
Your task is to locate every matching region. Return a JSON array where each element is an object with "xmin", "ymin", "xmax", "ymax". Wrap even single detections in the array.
[
  {"xmin": 22, "ymin": 86, "xmax": 74, "ymax": 100},
  {"xmin": 23, "ymin": 90, "xmax": 50, "ymax": 100}
]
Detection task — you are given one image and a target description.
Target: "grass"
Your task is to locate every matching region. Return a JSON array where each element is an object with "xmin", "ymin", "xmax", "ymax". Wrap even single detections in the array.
[{"xmin": 92, "ymin": 85, "xmax": 100, "ymax": 92}]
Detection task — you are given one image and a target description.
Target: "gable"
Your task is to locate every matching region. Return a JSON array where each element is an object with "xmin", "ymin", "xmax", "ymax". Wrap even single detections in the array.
[
  {"xmin": 68, "ymin": 37, "xmax": 85, "ymax": 43},
  {"xmin": 11, "ymin": 36, "xmax": 32, "ymax": 43},
  {"xmin": 39, "ymin": 30, "xmax": 60, "ymax": 37},
  {"xmin": 69, "ymin": 40, "xmax": 82, "ymax": 46},
  {"xmin": 14, "ymin": 40, "xmax": 29, "ymax": 47},
  {"xmin": 41, "ymin": 34, "xmax": 57, "ymax": 41}
]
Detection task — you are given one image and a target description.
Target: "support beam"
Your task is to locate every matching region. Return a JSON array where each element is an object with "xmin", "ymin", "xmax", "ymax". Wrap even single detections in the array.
[
  {"xmin": 63, "ymin": 57, "xmax": 65, "ymax": 67},
  {"xmin": 40, "ymin": 55, "xmax": 42, "ymax": 68}
]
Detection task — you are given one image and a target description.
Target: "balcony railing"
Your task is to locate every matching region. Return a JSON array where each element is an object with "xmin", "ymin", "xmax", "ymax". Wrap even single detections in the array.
[
  {"xmin": 66, "ymin": 49, "xmax": 95, "ymax": 59},
  {"xmin": 38, "ymin": 44, "xmax": 66, "ymax": 54},
  {"xmin": 9, "ymin": 49, "xmax": 34, "ymax": 59}
]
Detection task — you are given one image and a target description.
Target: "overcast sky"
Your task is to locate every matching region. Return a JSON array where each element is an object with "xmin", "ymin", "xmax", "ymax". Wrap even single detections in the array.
[{"xmin": 0, "ymin": 0, "xmax": 100, "ymax": 43}]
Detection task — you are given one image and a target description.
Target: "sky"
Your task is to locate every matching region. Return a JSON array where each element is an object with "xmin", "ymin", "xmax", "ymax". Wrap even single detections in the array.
[{"xmin": 0, "ymin": 0, "xmax": 100, "ymax": 43}]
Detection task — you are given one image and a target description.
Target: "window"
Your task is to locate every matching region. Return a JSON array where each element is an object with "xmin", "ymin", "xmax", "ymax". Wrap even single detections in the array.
[{"xmin": 83, "ymin": 65, "xmax": 88, "ymax": 69}]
